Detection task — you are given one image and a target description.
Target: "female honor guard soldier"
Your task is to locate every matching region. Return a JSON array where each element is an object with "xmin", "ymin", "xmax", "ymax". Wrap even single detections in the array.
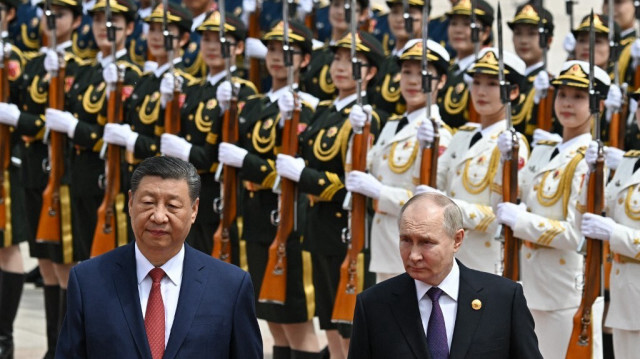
[
  {"xmin": 437, "ymin": 0, "xmax": 493, "ymax": 129},
  {"xmin": 160, "ymin": 10, "xmax": 256, "ymax": 256},
  {"xmin": 0, "ymin": 0, "xmax": 82, "ymax": 356},
  {"xmin": 217, "ymin": 20, "xmax": 327, "ymax": 359},
  {"xmin": 346, "ymin": 39, "xmax": 452, "ymax": 282},
  {"xmin": 578, "ymin": 87, "xmax": 640, "ymax": 359},
  {"xmin": 495, "ymin": 60, "xmax": 610, "ymax": 359},
  {"xmin": 368, "ymin": 0, "xmax": 424, "ymax": 117},
  {"xmin": 276, "ymin": 31, "xmax": 385, "ymax": 359},
  {"xmin": 419, "ymin": 47, "xmax": 529, "ymax": 274},
  {"xmin": 43, "ymin": 0, "xmax": 141, "ymax": 291}
]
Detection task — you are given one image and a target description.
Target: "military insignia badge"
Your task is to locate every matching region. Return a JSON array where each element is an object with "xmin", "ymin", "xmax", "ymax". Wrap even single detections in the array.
[
  {"xmin": 188, "ymin": 42, "xmax": 198, "ymax": 53},
  {"xmin": 151, "ymin": 91, "xmax": 160, "ymax": 102},
  {"xmin": 263, "ymin": 118, "xmax": 274, "ymax": 130},
  {"xmin": 393, "ymin": 73, "xmax": 401, "ymax": 82},
  {"xmin": 65, "ymin": 77, "xmax": 74, "ymax": 93},
  {"xmin": 97, "ymin": 82, "xmax": 106, "ymax": 92},
  {"xmin": 82, "ymin": 24, "xmax": 90, "ymax": 34},
  {"xmin": 121, "ymin": 86, "xmax": 133, "ymax": 101},
  {"xmin": 206, "ymin": 98, "xmax": 217, "ymax": 109},
  {"xmin": 455, "ymin": 82, "xmax": 465, "ymax": 94},
  {"xmin": 327, "ymin": 126, "xmax": 338, "ymax": 138},
  {"xmin": 8, "ymin": 60, "xmax": 21, "ymax": 81}
]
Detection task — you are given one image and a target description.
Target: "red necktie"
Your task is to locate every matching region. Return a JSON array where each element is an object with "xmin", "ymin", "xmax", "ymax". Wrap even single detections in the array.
[{"xmin": 145, "ymin": 268, "xmax": 166, "ymax": 359}]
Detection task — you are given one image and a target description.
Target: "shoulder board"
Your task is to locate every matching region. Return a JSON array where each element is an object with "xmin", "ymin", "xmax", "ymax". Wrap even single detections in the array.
[
  {"xmin": 116, "ymin": 61, "xmax": 143, "ymax": 76},
  {"xmin": 576, "ymin": 146, "xmax": 587, "ymax": 156},
  {"xmin": 458, "ymin": 125, "xmax": 478, "ymax": 131},
  {"xmin": 231, "ymin": 76, "xmax": 258, "ymax": 93},
  {"xmin": 387, "ymin": 114, "xmax": 403, "ymax": 121},
  {"xmin": 535, "ymin": 140, "xmax": 559, "ymax": 146},
  {"xmin": 246, "ymin": 93, "xmax": 265, "ymax": 101},
  {"xmin": 317, "ymin": 100, "xmax": 333, "ymax": 107},
  {"xmin": 176, "ymin": 69, "xmax": 198, "ymax": 86},
  {"xmin": 624, "ymin": 150, "xmax": 640, "ymax": 157}
]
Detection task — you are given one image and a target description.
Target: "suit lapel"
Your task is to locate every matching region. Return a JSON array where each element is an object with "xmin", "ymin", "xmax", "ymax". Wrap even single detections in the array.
[
  {"xmin": 113, "ymin": 243, "xmax": 152, "ymax": 359},
  {"xmin": 449, "ymin": 263, "xmax": 486, "ymax": 359},
  {"xmin": 389, "ymin": 274, "xmax": 432, "ymax": 359},
  {"xmin": 163, "ymin": 245, "xmax": 208, "ymax": 359}
]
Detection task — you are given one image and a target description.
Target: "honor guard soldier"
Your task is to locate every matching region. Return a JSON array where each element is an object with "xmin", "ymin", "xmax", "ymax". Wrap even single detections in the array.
[
  {"xmin": 419, "ymin": 47, "xmax": 529, "ymax": 274},
  {"xmin": 507, "ymin": 2, "xmax": 555, "ymax": 143},
  {"xmin": 580, "ymin": 88, "xmax": 640, "ymax": 358},
  {"xmin": 437, "ymin": 0, "xmax": 494, "ymax": 129},
  {"xmin": 495, "ymin": 60, "xmax": 610, "ymax": 359},
  {"xmin": 10, "ymin": 0, "xmax": 41, "ymax": 54},
  {"xmin": 160, "ymin": 10, "xmax": 256, "ymax": 256},
  {"xmin": 0, "ymin": 0, "xmax": 83, "ymax": 356},
  {"xmin": 368, "ymin": 0, "xmax": 424, "ymax": 117},
  {"xmin": 0, "ymin": 1, "xmax": 28, "ymax": 357},
  {"xmin": 347, "ymin": 39, "xmax": 452, "ymax": 282},
  {"xmin": 42, "ymin": 0, "xmax": 141, "ymax": 291},
  {"xmin": 300, "ymin": 0, "xmax": 369, "ymax": 102},
  {"xmin": 71, "ymin": 0, "xmax": 99, "ymax": 59},
  {"xmin": 427, "ymin": 0, "xmax": 457, "ymax": 58},
  {"xmin": 217, "ymin": 20, "xmax": 327, "ymax": 359},
  {"xmin": 276, "ymin": 30, "xmax": 386, "ymax": 358}
]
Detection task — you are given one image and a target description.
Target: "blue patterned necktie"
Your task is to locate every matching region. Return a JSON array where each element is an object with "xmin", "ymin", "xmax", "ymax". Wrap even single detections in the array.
[{"xmin": 426, "ymin": 287, "xmax": 449, "ymax": 359}]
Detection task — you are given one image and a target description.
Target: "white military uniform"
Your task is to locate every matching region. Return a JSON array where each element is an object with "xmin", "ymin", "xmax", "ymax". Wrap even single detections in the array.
[
  {"xmin": 437, "ymin": 119, "xmax": 528, "ymax": 274},
  {"xmin": 512, "ymin": 134, "xmax": 603, "ymax": 359},
  {"xmin": 600, "ymin": 150, "xmax": 640, "ymax": 358},
  {"xmin": 367, "ymin": 105, "xmax": 453, "ymax": 278}
]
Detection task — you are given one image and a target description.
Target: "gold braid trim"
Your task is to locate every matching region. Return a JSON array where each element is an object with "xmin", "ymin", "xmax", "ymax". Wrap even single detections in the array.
[
  {"xmin": 260, "ymin": 160, "xmax": 277, "ymax": 188},
  {"xmin": 319, "ymin": 65, "xmax": 335, "ymax": 95},
  {"xmin": 474, "ymin": 205, "xmax": 495, "ymax": 232},
  {"xmin": 195, "ymin": 101, "xmax": 213, "ymax": 133},
  {"xmin": 318, "ymin": 172, "xmax": 344, "ymax": 201},
  {"xmin": 624, "ymin": 185, "xmax": 640, "ymax": 221},
  {"xmin": 2, "ymin": 170, "xmax": 12, "ymax": 247},
  {"xmin": 536, "ymin": 151, "xmax": 584, "ymax": 218},
  {"xmin": 619, "ymin": 44, "xmax": 631, "ymax": 84},
  {"xmin": 82, "ymin": 85, "xmax": 106, "ymax": 114},
  {"xmin": 462, "ymin": 147, "xmax": 501, "ymax": 195},
  {"xmin": 60, "ymin": 185, "xmax": 73, "ymax": 264},
  {"xmin": 381, "ymin": 74, "xmax": 401, "ymax": 103},
  {"xmin": 512, "ymin": 86, "xmax": 535, "ymax": 126},
  {"xmin": 301, "ymin": 249, "xmax": 316, "ymax": 321},
  {"xmin": 251, "ymin": 119, "xmax": 277, "ymax": 154},
  {"xmin": 388, "ymin": 140, "xmax": 419, "ymax": 174},
  {"xmin": 536, "ymin": 219, "xmax": 564, "ymax": 246},
  {"xmin": 115, "ymin": 193, "xmax": 128, "ymax": 247},
  {"xmin": 443, "ymin": 86, "xmax": 468, "ymax": 115},
  {"xmin": 29, "ymin": 76, "xmax": 48, "ymax": 104},
  {"xmin": 138, "ymin": 94, "xmax": 161, "ymax": 125},
  {"xmin": 313, "ymin": 120, "xmax": 351, "ymax": 163},
  {"xmin": 21, "ymin": 24, "xmax": 40, "ymax": 50}
]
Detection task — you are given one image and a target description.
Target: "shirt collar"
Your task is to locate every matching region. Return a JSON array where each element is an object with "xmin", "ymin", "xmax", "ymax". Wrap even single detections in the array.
[
  {"xmin": 97, "ymin": 48, "xmax": 128, "ymax": 68},
  {"xmin": 191, "ymin": 12, "xmax": 207, "ymax": 32},
  {"xmin": 557, "ymin": 133, "xmax": 592, "ymax": 153},
  {"xmin": 480, "ymin": 119, "xmax": 507, "ymax": 137},
  {"xmin": 266, "ymin": 86, "xmax": 289, "ymax": 103},
  {"xmin": 334, "ymin": 91, "xmax": 366, "ymax": 112},
  {"xmin": 415, "ymin": 260, "xmax": 460, "ymax": 304},
  {"xmin": 135, "ymin": 242, "xmax": 185, "ymax": 287},
  {"xmin": 153, "ymin": 58, "xmax": 183, "ymax": 78},
  {"xmin": 525, "ymin": 61, "xmax": 544, "ymax": 76},
  {"xmin": 456, "ymin": 54, "xmax": 476, "ymax": 72},
  {"xmin": 207, "ymin": 66, "xmax": 237, "ymax": 86}
]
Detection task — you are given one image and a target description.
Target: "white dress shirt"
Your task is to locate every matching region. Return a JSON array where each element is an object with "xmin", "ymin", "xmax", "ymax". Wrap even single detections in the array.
[
  {"xmin": 415, "ymin": 260, "xmax": 460, "ymax": 350},
  {"xmin": 136, "ymin": 243, "xmax": 184, "ymax": 347}
]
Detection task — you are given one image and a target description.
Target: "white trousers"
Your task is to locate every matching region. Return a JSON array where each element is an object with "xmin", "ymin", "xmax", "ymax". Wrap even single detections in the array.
[{"xmin": 612, "ymin": 328, "xmax": 640, "ymax": 359}]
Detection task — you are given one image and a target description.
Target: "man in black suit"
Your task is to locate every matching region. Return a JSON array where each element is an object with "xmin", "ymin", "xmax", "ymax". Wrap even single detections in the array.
[{"xmin": 348, "ymin": 193, "xmax": 542, "ymax": 359}]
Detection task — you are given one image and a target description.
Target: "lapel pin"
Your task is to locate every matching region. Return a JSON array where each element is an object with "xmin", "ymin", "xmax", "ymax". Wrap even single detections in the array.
[{"xmin": 471, "ymin": 299, "xmax": 482, "ymax": 310}]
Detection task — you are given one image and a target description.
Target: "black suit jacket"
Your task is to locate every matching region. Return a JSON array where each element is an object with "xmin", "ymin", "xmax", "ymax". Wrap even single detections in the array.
[{"xmin": 348, "ymin": 261, "xmax": 542, "ymax": 359}]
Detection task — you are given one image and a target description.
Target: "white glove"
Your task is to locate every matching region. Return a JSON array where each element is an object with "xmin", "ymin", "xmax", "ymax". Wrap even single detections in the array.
[
  {"xmin": 102, "ymin": 63, "xmax": 118, "ymax": 85},
  {"xmin": 631, "ymin": 39, "xmax": 640, "ymax": 67},
  {"xmin": 532, "ymin": 128, "xmax": 562, "ymax": 147},
  {"xmin": 103, "ymin": 123, "xmax": 138, "ymax": 151},
  {"xmin": 0, "ymin": 43, "xmax": 11, "ymax": 58},
  {"xmin": 605, "ymin": 84, "xmax": 622, "ymax": 120},
  {"xmin": 345, "ymin": 170, "xmax": 382, "ymax": 199},
  {"xmin": 585, "ymin": 140, "xmax": 599, "ymax": 171},
  {"xmin": 496, "ymin": 202, "xmax": 526, "ymax": 228},
  {"xmin": 44, "ymin": 49, "xmax": 60, "ymax": 73},
  {"xmin": 218, "ymin": 142, "xmax": 248, "ymax": 168},
  {"xmin": 143, "ymin": 61, "xmax": 158, "ymax": 73},
  {"xmin": 533, "ymin": 71, "xmax": 550, "ymax": 104},
  {"xmin": 245, "ymin": 37, "xmax": 268, "ymax": 59},
  {"xmin": 0, "ymin": 103, "xmax": 20, "ymax": 127},
  {"xmin": 417, "ymin": 120, "xmax": 434, "ymax": 144},
  {"xmin": 298, "ymin": 0, "xmax": 313, "ymax": 15},
  {"xmin": 216, "ymin": 81, "xmax": 232, "ymax": 112},
  {"xmin": 414, "ymin": 185, "xmax": 445, "ymax": 196},
  {"xmin": 276, "ymin": 154, "xmax": 305, "ymax": 182},
  {"xmin": 581, "ymin": 213, "xmax": 615, "ymax": 241},
  {"xmin": 243, "ymin": 0, "xmax": 256, "ymax": 13},
  {"xmin": 160, "ymin": 133, "xmax": 192, "ymax": 161},
  {"xmin": 278, "ymin": 91, "xmax": 295, "ymax": 127},
  {"xmin": 629, "ymin": 98, "xmax": 638, "ymax": 118},
  {"xmin": 45, "ymin": 108, "xmax": 78, "ymax": 138},
  {"xmin": 605, "ymin": 146, "xmax": 625, "ymax": 171},
  {"xmin": 497, "ymin": 131, "xmax": 514, "ymax": 158},
  {"xmin": 160, "ymin": 73, "xmax": 183, "ymax": 108},
  {"xmin": 349, "ymin": 104, "xmax": 372, "ymax": 130},
  {"xmin": 563, "ymin": 33, "xmax": 576, "ymax": 53}
]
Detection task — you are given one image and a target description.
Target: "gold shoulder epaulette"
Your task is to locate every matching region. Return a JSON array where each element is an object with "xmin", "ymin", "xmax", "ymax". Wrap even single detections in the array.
[
  {"xmin": 576, "ymin": 146, "xmax": 587, "ymax": 155},
  {"xmin": 117, "ymin": 60, "xmax": 142, "ymax": 76},
  {"xmin": 176, "ymin": 69, "xmax": 198, "ymax": 86},
  {"xmin": 536, "ymin": 140, "xmax": 559, "ymax": 146},
  {"xmin": 318, "ymin": 99, "xmax": 333, "ymax": 107},
  {"xmin": 624, "ymin": 150, "xmax": 640, "ymax": 157},
  {"xmin": 232, "ymin": 76, "xmax": 258, "ymax": 93},
  {"xmin": 458, "ymin": 125, "xmax": 477, "ymax": 131},
  {"xmin": 388, "ymin": 114, "xmax": 403, "ymax": 121}
]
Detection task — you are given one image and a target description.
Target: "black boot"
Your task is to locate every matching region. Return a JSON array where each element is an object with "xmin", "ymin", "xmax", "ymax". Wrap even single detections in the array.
[
  {"xmin": 58, "ymin": 289, "xmax": 67, "ymax": 333},
  {"xmin": 291, "ymin": 348, "xmax": 330, "ymax": 359},
  {"xmin": 25, "ymin": 266, "xmax": 43, "ymax": 288},
  {"xmin": 42, "ymin": 285, "xmax": 60, "ymax": 359},
  {"xmin": 273, "ymin": 346, "xmax": 291, "ymax": 359},
  {"xmin": 0, "ymin": 270, "xmax": 26, "ymax": 359}
]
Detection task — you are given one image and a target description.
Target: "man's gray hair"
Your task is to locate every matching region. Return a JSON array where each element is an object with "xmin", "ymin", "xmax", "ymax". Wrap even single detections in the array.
[
  {"xmin": 399, "ymin": 192, "xmax": 463, "ymax": 238},
  {"xmin": 130, "ymin": 156, "xmax": 201, "ymax": 203}
]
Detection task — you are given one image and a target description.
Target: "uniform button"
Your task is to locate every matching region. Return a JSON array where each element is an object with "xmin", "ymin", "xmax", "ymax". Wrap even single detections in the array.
[
  {"xmin": 318, "ymin": 179, "xmax": 325, "ymax": 185},
  {"xmin": 484, "ymin": 241, "xmax": 491, "ymax": 248},
  {"xmin": 376, "ymin": 218, "xmax": 381, "ymax": 224},
  {"xmin": 526, "ymin": 252, "xmax": 532, "ymax": 259},
  {"xmin": 249, "ymin": 192, "xmax": 254, "ymax": 198},
  {"xmin": 451, "ymin": 191, "xmax": 455, "ymax": 196},
  {"xmin": 186, "ymin": 134, "xmax": 191, "ymax": 141},
  {"xmin": 260, "ymin": 165, "xmax": 267, "ymax": 172},
  {"xmin": 90, "ymin": 133, "xmax": 97, "ymax": 139},
  {"xmin": 616, "ymin": 269, "xmax": 620, "ymax": 275},
  {"xmin": 128, "ymin": 165, "xmax": 133, "ymax": 172},
  {"xmin": 335, "ymin": 212, "xmax": 342, "ymax": 218},
  {"xmin": 308, "ymin": 139, "xmax": 313, "ymax": 145},
  {"xmin": 150, "ymin": 144, "xmax": 157, "ymax": 151},
  {"xmin": 247, "ymin": 133, "xmax": 251, "ymax": 138},
  {"xmin": 189, "ymin": 114, "xmax": 194, "ymax": 120},
  {"xmin": 77, "ymin": 95, "xmax": 82, "ymax": 100}
]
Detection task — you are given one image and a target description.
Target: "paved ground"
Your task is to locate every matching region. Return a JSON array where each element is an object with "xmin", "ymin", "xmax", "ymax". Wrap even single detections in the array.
[{"xmin": 12, "ymin": 0, "xmax": 597, "ymax": 357}]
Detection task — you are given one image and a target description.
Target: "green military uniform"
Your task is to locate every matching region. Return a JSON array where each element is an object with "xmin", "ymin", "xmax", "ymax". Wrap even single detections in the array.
[
  {"xmin": 437, "ymin": 0, "xmax": 494, "ymax": 129},
  {"xmin": 300, "ymin": 45, "xmax": 335, "ymax": 102},
  {"xmin": 296, "ymin": 31, "xmax": 386, "ymax": 338}
]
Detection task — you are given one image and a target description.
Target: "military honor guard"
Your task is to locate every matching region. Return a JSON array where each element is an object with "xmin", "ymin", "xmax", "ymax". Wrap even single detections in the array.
[
  {"xmin": 160, "ymin": 10, "xmax": 256, "ymax": 255},
  {"xmin": 437, "ymin": 0, "xmax": 494, "ymax": 129},
  {"xmin": 495, "ymin": 60, "xmax": 610, "ymax": 359},
  {"xmin": 346, "ymin": 39, "xmax": 452, "ymax": 282},
  {"xmin": 10, "ymin": 0, "xmax": 42, "ymax": 54},
  {"xmin": 181, "ymin": 0, "xmax": 217, "ymax": 78},
  {"xmin": 276, "ymin": 30, "xmax": 385, "ymax": 359}
]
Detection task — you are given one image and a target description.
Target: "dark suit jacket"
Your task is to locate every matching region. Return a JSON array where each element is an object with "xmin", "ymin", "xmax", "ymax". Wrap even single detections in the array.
[
  {"xmin": 348, "ymin": 261, "xmax": 542, "ymax": 359},
  {"xmin": 56, "ymin": 242, "xmax": 263, "ymax": 359}
]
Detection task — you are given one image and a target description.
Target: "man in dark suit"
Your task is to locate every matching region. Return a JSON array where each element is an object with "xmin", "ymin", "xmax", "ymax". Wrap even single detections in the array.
[
  {"xmin": 56, "ymin": 156, "xmax": 262, "ymax": 359},
  {"xmin": 348, "ymin": 193, "xmax": 542, "ymax": 359}
]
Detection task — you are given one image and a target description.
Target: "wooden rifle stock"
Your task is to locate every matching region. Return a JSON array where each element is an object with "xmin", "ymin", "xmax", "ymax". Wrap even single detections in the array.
[
  {"xmin": 248, "ymin": 9, "xmax": 261, "ymax": 92},
  {"xmin": 502, "ymin": 136, "xmax": 520, "ymax": 281},
  {"xmin": 332, "ymin": 122, "xmax": 370, "ymax": 324},
  {"xmin": 91, "ymin": 79, "xmax": 123, "ymax": 257},
  {"xmin": 419, "ymin": 119, "xmax": 439, "ymax": 187},
  {"xmin": 36, "ymin": 67, "xmax": 66, "ymax": 243},
  {"xmin": 609, "ymin": 111, "xmax": 621, "ymax": 149},
  {"xmin": 468, "ymin": 97, "xmax": 479, "ymax": 123},
  {"xmin": 212, "ymin": 98, "xmax": 239, "ymax": 263},
  {"xmin": 635, "ymin": 64, "xmax": 640, "ymax": 90},
  {"xmin": 0, "ymin": 56, "xmax": 9, "ymax": 232},
  {"xmin": 258, "ymin": 105, "xmax": 301, "ymax": 304},
  {"xmin": 164, "ymin": 88, "xmax": 181, "ymax": 135},
  {"xmin": 566, "ymin": 158, "xmax": 604, "ymax": 359},
  {"xmin": 537, "ymin": 86, "xmax": 554, "ymax": 132}
]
